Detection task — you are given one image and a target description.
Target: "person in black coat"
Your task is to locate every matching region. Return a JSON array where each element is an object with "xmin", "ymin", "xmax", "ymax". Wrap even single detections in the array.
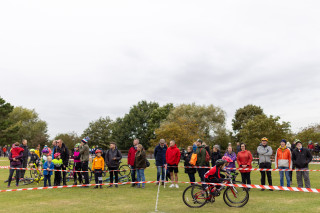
[
  {"xmin": 105, "ymin": 142, "xmax": 122, "ymax": 188},
  {"xmin": 211, "ymin": 145, "xmax": 222, "ymax": 167},
  {"xmin": 154, "ymin": 139, "xmax": 167, "ymax": 185},
  {"xmin": 184, "ymin": 146, "xmax": 197, "ymax": 185},
  {"xmin": 292, "ymin": 140, "xmax": 312, "ymax": 188},
  {"xmin": 54, "ymin": 139, "xmax": 69, "ymax": 185}
]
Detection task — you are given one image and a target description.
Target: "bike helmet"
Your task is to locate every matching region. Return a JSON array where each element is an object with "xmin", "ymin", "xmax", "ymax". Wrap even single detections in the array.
[
  {"xmin": 95, "ymin": 149, "xmax": 102, "ymax": 154},
  {"xmin": 261, "ymin": 137, "xmax": 268, "ymax": 141},
  {"xmin": 222, "ymin": 156, "xmax": 233, "ymax": 163},
  {"xmin": 308, "ymin": 140, "xmax": 312, "ymax": 144},
  {"xmin": 29, "ymin": 149, "xmax": 35, "ymax": 153},
  {"xmin": 74, "ymin": 143, "xmax": 80, "ymax": 148},
  {"xmin": 54, "ymin": 152, "xmax": 61, "ymax": 158},
  {"xmin": 215, "ymin": 159, "xmax": 227, "ymax": 167},
  {"xmin": 42, "ymin": 148, "xmax": 49, "ymax": 154},
  {"xmin": 294, "ymin": 139, "xmax": 301, "ymax": 143}
]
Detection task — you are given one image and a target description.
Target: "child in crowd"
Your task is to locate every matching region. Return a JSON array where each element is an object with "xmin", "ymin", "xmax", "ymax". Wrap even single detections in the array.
[
  {"xmin": 28, "ymin": 149, "xmax": 40, "ymax": 168},
  {"xmin": 41, "ymin": 148, "xmax": 50, "ymax": 165},
  {"xmin": 43, "ymin": 156, "xmax": 54, "ymax": 187},
  {"xmin": 72, "ymin": 143, "xmax": 82, "ymax": 185},
  {"xmin": 92, "ymin": 149, "xmax": 105, "ymax": 189},
  {"xmin": 52, "ymin": 152, "xmax": 63, "ymax": 186}
]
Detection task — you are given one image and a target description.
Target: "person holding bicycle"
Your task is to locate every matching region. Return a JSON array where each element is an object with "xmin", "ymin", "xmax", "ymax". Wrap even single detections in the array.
[
  {"xmin": 29, "ymin": 149, "xmax": 40, "ymax": 168},
  {"xmin": 204, "ymin": 159, "xmax": 230, "ymax": 196}
]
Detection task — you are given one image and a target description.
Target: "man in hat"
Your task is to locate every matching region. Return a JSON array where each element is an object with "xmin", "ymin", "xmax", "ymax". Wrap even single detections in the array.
[
  {"xmin": 80, "ymin": 137, "xmax": 90, "ymax": 187},
  {"xmin": 257, "ymin": 137, "xmax": 273, "ymax": 191},
  {"xmin": 292, "ymin": 139, "xmax": 313, "ymax": 188}
]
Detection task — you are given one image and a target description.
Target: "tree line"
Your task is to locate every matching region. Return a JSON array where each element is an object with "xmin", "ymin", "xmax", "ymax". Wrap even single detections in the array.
[{"xmin": 1, "ymin": 97, "xmax": 319, "ymax": 151}]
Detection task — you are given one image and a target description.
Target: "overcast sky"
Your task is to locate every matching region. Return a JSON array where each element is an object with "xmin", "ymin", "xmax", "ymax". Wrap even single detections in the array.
[{"xmin": 1, "ymin": 0, "xmax": 320, "ymax": 138}]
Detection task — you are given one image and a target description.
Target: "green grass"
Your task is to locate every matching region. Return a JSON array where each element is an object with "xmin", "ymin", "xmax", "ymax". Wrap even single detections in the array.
[{"xmin": 0, "ymin": 158, "xmax": 319, "ymax": 213}]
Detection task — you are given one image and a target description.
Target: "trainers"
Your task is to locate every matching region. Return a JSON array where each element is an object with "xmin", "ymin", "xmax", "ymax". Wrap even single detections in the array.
[
  {"xmin": 169, "ymin": 184, "xmax": 175, "ymax": 188},
  {"xmin": 175, "ymin": 184, "xmax": 179, "ymax": 188}
]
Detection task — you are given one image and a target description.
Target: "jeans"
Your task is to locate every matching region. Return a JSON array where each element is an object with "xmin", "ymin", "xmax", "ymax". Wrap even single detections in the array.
[
  {"xmin": 44, "ymin": 174, "xmax": 51, "ymax": 187},
  {"xmin": 8, "ymin": 164, "xmax": 21, "ymax": 186},
  {"xmin": 136, "ymin": 169, "xmax": 145, "ymax": 187},
  {"xmin": 188, "ymin": 173, "xmax": 195, "ymax": 185},
  {"xmin": 73, "ymin": 162, "xmax": 82, "ymax": 184},
  {"xmin": 20, "ymin": 158, "xmax": 28, "ymax": 179},
  {"xmin": 131, "ymin": 166, "xmax": 136, "ymax": 183},
  {"xmin": 157, "ymin": 166, "xmax": 165, "ymax": 182},
  {"xmin": 54, "ymin": 169, "xmax": 61, "ymax": 186},
  {"xmin": 279, "ymin": 167, "xmax": 290, "ymax": 187},
  {"xmin": 197, "ymin": 168, "xmax": 206, "ymax": 187}
]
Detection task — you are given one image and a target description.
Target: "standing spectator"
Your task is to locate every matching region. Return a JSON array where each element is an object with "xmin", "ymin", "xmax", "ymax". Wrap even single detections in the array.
[
  {"xmin": 275, "ymin": 139, "xmax": 292, "ymax": 187},
  {"xmin": 211, "ymin": 145, "xmax": 222, "ymax": 167},
  {"xmin": 195, "ymin": 139, "xmax": 207, "ymax": 185},
  {"xmin": 35, "ymin": 144, "xmax": 40, "ymax": 158},
  {"xmin": 92, "ymin": 149, "xmax": 105, "ymax": 189},
  {"xmin": 134, "ymin": 144, "xmax": 147, "ymax": 189},
  {"xmin": 19, "ymin": 139, "xmax": 29, "ymax": 180},
  {"xmin": 79, "ymin": 136, "xmax": 90, "ymax": 187},
  {"xmin": 292, "ymin": 140, "xmax": 312, "ymax": 188},
  {"xmin": 154, "ymin": 139, "xmax": 167, "ymax": 185},
  {"xmin": 236, "ymin": 142, "xmax": 241, "ymax": 154},
  {"xmin": 224, "ymin": 146, "xmax": 237, "ymax": 172},
  {"xmin": 105, "ymin": 142, "xmax": 122, "ymax": 188},
  {"xmin": 308, "ymin": 141, "xmax": 314, "ymax": 155},
  {"xmin": 202, "ymin": 142, "xmax": 211, "ymax": 172},
  {"xmin": 192, "ymin": 142, "xmax": 197, "ymax": 153},
  {"xmin": 43, "ymin": 156, "xmax": 54, "ymax": 187},
  {"xmin": 257, "ymin": 137, "xmax": 273, "ymax": 190},
  {"xmin": 72, "ymin": 143, "xmax": 82, "ymax": 185},
  {"xmin": 52, "ymin": 153, "xmax": 63, "ymax": 186},
  {"xmin": 166, "ymin": 140, "xmax": 181, "ymax": 188},
  {"xmin": 54, "ymin": 139, "xmax": 69, "ymax": 186},
  {"xmin": 7, "ymin": 142, "xmax": 24, "ymax": 187},
  {"xmin": 291, "ymin": 140, "xmax": 296, "ymax": 150},
  {"xmin": 184, "ymin": 146, "xmax": 197, "ymax": 185},
  {"xmin": 315, "ymin": 143, "xmax": 320, "ymax": 157},
  {"xmin": 128, "ymin": 138, "xmax": 139, "ymax": 187},
  {"xmin": 51, "ymin": 140, "xmax": 57, "ymax": 159},
  {"xmin": 237, "ymin": 143, "xmax": 253, "ymax": 186},
  {"xmin": 3, "ymin": 145, "xmax": 7, "ymax": 157}
]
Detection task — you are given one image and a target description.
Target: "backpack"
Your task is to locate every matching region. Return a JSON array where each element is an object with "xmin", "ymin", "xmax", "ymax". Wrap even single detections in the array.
[
  {"xmin": 189, "ymin": 153, "xmax": 198, "ymax": 166},
  {"xmin": 201, "ymin": 148, "xmax": 210, "ymax": 163}
]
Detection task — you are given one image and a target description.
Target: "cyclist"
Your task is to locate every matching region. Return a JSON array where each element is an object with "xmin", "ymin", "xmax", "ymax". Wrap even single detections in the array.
[
  {"xmin": 204, "ymin": 159, "xmax": 230, "ymax": 196},
  {"xmin": 29, "ymin": 149, "xmax": 40, "ymax": 168}
]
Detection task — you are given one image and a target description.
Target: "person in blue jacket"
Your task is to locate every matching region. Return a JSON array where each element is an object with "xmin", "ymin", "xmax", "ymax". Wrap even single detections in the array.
[
  {"xmin": 154, "ymin": 139, "xmax": 167, "ymax": 185},
  {"xmin": 43, "ymin": 156, "xmax": 55, "ymax": 187}
]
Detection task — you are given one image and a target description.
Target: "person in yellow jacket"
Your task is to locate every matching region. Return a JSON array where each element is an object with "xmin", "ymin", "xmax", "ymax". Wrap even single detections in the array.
[{"xmin": 92, "ymin": 149, "xmax": 105, "ymax": 189}]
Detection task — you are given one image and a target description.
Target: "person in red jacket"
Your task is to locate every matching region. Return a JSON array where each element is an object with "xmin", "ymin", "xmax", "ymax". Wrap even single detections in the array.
[
  {"xmin": 166, "ymin": 140, "xmax": 181, "ymax": 188},
  {"xmin": 128, "ymin": 138, "xmax": 139, "ymax": 187},
  {"xmin": 237, "ymin": 143, "xmax": 253, "ymax": 187}
]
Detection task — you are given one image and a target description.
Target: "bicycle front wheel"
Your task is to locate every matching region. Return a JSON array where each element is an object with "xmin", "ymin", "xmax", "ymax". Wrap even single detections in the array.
[
  {"xmin": 223, "ymin": 182, "xmax": 249, "ymax": 208},
  {"xmin": 182, "ymin": 184, "xmax": 208, "ymax": 208},
  {"xmin": 119, "ymin": 165, "xmax": 131, "ymax": 177}
]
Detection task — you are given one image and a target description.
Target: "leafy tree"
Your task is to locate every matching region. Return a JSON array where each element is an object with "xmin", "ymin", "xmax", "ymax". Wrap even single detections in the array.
[
  {"xmin": 112, "ymin": 101, "xmax": 173, "ymax": 150},
  {"xmin": 232, "ymin": 105, "xmax": 264, "ymax": 141},
  {"xmin": 8, "ymin": 106, "xmax": 49, "ymax": 148},
  {"xmin": 0, "ymin": 97, "xmax": 19, "ymax": 145},
  {"xmin": 81, "ymin": 116, "xmax": 113, "ymax": 149},
  {"xmin": 165, "ymin": 103, "xmax": 226, "ymax": 143},
  {"xmin": 238, "ymin": 114, "xmax": 291, "ymax": 151},
  {"xmin": 211, "ymin": 127, "xmax": 232, "ymax": 150},
  {"xmin": 296, "ymin": 124, "xmax": 320, "ymax": 145},
  {"xmin": 54, "ymin": 132, "xmax": 81, "ymax": 150},
  {"xmin": 151, "ymin": 117, "xmax": 204, "ymax": 148}
]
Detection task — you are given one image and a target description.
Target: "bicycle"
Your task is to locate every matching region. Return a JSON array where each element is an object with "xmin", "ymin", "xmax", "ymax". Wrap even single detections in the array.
[
  {"xmin": 182, "ymin": 172, "xmax": 249, "ymax": 208},
  {"xmin": 66, "ymin": 160, "xmax": 93, "ymax": 183}
]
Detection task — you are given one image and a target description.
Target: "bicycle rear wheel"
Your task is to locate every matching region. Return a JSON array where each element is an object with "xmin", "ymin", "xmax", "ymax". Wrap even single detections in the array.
[
  {"xmin": 223, "ymin": 182, "xmax": 249, "ymax": 208},
  {"xmin": 119, "ymin": 165, "xmax": 131, "ymax": 177},
  {"xmin": 182, "ymin": 185, "xmax": 208, "ymax": 208}
]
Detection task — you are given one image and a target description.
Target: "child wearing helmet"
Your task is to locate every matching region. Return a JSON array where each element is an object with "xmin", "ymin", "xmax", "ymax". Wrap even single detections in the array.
[
  {"xmin": 92, "ymin": 149, "xmax": 105, "ymax": 189},
  {"xmin": 28, "ymin": 149, "xmax": 40, "ymax": 168},
  {"xmin": 41, "ymin": 148, "xmax": 50, "ymax": 165},
  {"xmin": 204, "ymin": 159, "xmax": 230, "ymax": 196},
  {"xmin": 52, "ymin": 153, "xmax": 63, "ymax": 186},
  {"xmin": 72, "ymin": 143, "xmax": 82, "ymax": 185}
]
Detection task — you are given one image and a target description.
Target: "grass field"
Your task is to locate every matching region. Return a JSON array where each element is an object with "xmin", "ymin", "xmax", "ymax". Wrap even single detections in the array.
[{"xmin": 0, "ymin": 158, "xmax": 319, "ymax": 213}]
